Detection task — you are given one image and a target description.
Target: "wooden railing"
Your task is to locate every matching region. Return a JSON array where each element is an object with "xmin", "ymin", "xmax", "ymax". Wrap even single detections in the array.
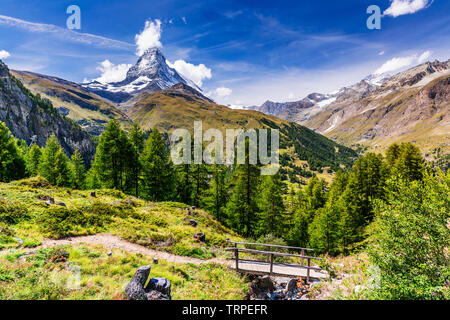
[{"xmin": 226, "ymin": 240, "xmax": 322, "ymax": 282}]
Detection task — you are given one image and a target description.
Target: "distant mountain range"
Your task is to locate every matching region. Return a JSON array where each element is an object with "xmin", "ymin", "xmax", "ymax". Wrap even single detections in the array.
[
  {"xmin": 0, "ymin": 50, "xmax": 359, "ymax": 178},
  {"xmin": 248, "ymin": 60, "xmax": 450, "ymax": 154}
]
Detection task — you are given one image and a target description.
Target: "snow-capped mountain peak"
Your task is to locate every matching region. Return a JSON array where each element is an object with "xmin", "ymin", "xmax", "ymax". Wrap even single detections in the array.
[{"xmin": 82, "ymin": 47, "xmax": 197, "ymax": 103}]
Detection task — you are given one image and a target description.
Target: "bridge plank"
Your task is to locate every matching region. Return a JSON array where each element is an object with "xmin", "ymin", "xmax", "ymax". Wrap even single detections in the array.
[{"xmin": 231, "ymin": 260, "xmax": 328, "ymax": 280}]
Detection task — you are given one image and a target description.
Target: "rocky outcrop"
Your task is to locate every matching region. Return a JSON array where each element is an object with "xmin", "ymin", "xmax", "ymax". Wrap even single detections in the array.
[
  {"xmin": 125, "ymin": 265, "xmax": 171, "ymax": 300},
  {"xmin": 247, "ymin": 276, "xmax": 314, "ymax": 300},
  {"xmin": 0, "ymin": 60, "xmax": 95, "ymax": 163}
]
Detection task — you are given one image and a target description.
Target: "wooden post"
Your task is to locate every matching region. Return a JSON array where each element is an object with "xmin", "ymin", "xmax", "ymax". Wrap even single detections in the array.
[
  {"xmin": 235, "ymin": 249, "xmax": 239, "ymax": 271},
  {"xmin": 306, "ymin": 258, "xmax": 311, "ymax": 283},
  {"xmin": 266, "ymin": 246, "xmax": 271, "ymax": 262},
  {"xmin": 269, "ymin": 253, "xmax": 274, "ymax": 275},
  {"xmin": 301, "ymin": 249, "xmax": 305, "ymax": 266}
]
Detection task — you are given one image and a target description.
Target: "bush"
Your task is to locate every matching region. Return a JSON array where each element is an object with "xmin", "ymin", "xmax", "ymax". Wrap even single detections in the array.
[
  {"xmin": 12, "ymin": 176, "xmax": 51, "ymax": 189},
  {"xmin": 0, "ymin": 200, "xmax": 30, "ymax": 224},
  {"xmin": 38, "ymin": 206, "xmax": 110, "ymax": 239}
]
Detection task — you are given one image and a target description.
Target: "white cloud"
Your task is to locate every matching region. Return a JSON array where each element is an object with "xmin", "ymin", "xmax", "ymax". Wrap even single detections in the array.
[
  {"xmin": 374, "ymin": 50, "xmax": 433, "ymax": 74},
  {"xmin": 378, "ymin": 51, "xmax": 385, "ymax": 56},
  {"xmin": 135, "ymin": 19, "xmax": 162, "ymax": 56},
  {"xmin": 215, "ymin": 87, "xmax": 232, "ymax": 97},
  {"xmin": 167, "ymin": 59, "xmax": 212, "ymax": 87},
  {"xmin": 94, "ymin": 60, "xmax": 132, "ymax": 83},
  {"xmin": 0, "ymin": 14, "xmax": 133, "ymax": 50},
  {"xmin": 0, "ymin": 50, "xmax": 10, "ymax": 59},
  {"xmin": 374, "ymin": 55, "xmax": 417, "ymax": 74},
  {"xmin": 383, "ymin": 0, "xmax": 432, "ymax": 18},
  {"xmin": 418, "ymin": 50, "xmax": 432, "ymax": 63}
]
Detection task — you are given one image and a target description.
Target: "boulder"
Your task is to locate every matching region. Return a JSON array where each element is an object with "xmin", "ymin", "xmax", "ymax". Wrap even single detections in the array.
[
  {"xmin": 146, "ymin": 277, "xmax": 171, "ymax": 297},
  {"xmin": 125, "ymin": 265, "xmax": 172, "ymax": 300},
  {"xmin": 125, "ymin": 265, "xmax": 151, "ymax": 300},
  {"xmin": 249, "ymin": 276, "xmax": 275, "ymax": 299},
  {"xmin": 194, "ymin": 232, "xmax": 206, "ymax": 242},
  {"xmin": 286, "ymin": 278, "xmax": 298, "ymax": 292}
]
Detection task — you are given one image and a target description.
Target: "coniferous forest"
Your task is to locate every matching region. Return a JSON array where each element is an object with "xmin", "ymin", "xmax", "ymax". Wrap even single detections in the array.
[{"xmin": 1, "ymin": 117, "xmax": 448, "ymax": 299}]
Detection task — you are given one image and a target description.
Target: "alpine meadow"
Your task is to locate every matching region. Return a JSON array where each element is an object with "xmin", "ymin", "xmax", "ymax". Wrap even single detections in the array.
[{"xmin": 0, "ymin": 0, "xmax": 448, "ymax": 308}]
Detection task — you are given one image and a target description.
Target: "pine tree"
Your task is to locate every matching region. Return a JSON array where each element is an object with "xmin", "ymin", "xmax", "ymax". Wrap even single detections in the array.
[
  {"xmin": 55, "ymin": 149, "xmax": 72, "ymax": 187},
  {"xmin": 257, "ymin": 172, "xmax": 286, "ymax": 237},
  {"xmin": 309, "ymin": 205, "xmax": 341, "ymax": 254},
  {"xmin": 175, "ymin": 163, "xmax": 193, "ymax": 205},
  {"xmin": 85, "ymin": 167, "xmax": 101, "ymax": 189},
  {"xmin": 0, "ymin": 121, "xmax": 26, "ymax": 182},
  {"xmin": 70, "ymin": 149, "xmax": 86, "ymax": 189},
  {"xmin": 140, "ymin": 128, "xmax": 175, "ymax": 201},
  {"xmin": 125, "ymin": 123, "xmax": 144, "ymax": 197},
  {"xmin": 39, "ymin": 135, "xmax": 63, "ymax": 185},
  {"xmin": 191, "ymin": 163, "xmax": 210, "ymax": 208},
  {"xmin": 26, "ymin": 144, "xmax": 42, "ymax": 176},
  {"xmin": 203, "ymin": 164, "xmax": 228, "ymax": 223},
  {"xmin": 226, "ymin": 140, "xmax": 260, "ymax": 237},
  {"xmin": 93, "ymin": 120, "xmax": 130, "ymax": 190}
]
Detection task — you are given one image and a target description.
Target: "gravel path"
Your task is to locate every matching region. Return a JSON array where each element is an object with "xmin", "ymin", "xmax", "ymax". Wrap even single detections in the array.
[{"xmin": 39, "ymin": 233, "xmax": 230, "ymax": 266}]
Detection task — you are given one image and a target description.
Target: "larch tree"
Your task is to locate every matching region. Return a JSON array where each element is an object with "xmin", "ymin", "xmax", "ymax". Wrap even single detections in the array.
[
  {"xmin": 140, "ymin": 128, "xmax": 175, "ymax": 201},
  {"xmin": 0, "ymin": 121, "xmax": 26, "ymax": 182}
]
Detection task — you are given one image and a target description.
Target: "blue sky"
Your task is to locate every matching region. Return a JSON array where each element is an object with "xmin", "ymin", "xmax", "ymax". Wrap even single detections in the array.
[{"xmin": 0, "ymin": 0, "xmax": 449, "ymax": 106}]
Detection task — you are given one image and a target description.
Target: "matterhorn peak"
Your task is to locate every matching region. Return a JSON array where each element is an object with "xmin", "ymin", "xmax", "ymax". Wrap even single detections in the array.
[{"xmin": 82, "ymin": 47, "xmax": 193, "ymax": 103}]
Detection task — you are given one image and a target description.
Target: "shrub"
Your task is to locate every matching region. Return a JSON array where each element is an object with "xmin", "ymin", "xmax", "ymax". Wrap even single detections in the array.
[
  {"xmin": 12, "ymin": 176, "xmax": 51, "ymax": 189},
  {"xmin": 0, "ymin": 200, "xmax": 30, "ymax": 224},
  {"xmin": 38, "ymin": 206, "xmax": 110, "ymax": 239}
]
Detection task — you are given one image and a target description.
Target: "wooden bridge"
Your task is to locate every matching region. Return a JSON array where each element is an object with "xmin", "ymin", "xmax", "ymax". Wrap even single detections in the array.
[{"xmin": 226, "ymin": 240, "xmax": 328, "ymax": 282}]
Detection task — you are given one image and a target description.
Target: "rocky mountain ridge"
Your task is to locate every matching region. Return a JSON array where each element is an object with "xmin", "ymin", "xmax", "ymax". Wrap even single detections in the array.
[{"xmin": 0, "ymin": 60, "xmax": 95, "ymax": 162}]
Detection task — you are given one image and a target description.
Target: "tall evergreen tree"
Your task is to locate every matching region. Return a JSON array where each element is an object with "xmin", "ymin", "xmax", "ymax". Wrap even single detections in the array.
[
  {"xmin": 93, "ymin": 120, "xmax": 130, "ymax": 190},
  {"xmin": 140, "ymin": 128, "xmax": 175, "ymax": 201},
  {"xmin": 39, "ymin": 135, "xmax": 72, "ymax": 187},
  {"xmin": 257, "ymin": 172, "xmax": 286, "ymax": 237},
  {"xmin": 0, "ymin": 121, "xmax": 26, "ymax": 182},
  {"xmin": 26, "ymin": 144, "xmax": 42, "ymax": 177},
  {"xmin": 175, "ymin": 163, "xmax": 193, "ymax": 205},
  {"xmin": 309, "ymin": 205, "xmax": 341, "ymax": 254},
  {"xmin": 226, "ymin": 139, "xmax": 260, "ymax": 237},
  {"xmin": 125, "ymin": 123, "xmax": 145, "ymax": 197},
  {"xmin": 203, "ymin": 164, "xmax": 228, "ymax": 223},
  {"xmin": 54, "ymin": 149, "xmax": 72, "ymax": 187},
  {"xmin": 191, "ymin": 163, "xmax": 210, "ymax": 208},
  {"xmin": 70, "ymin": 149, "xmax": 86, "ymax": 189}
]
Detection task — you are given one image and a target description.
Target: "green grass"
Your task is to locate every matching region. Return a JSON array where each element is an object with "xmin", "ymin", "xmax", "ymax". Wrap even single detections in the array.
[
  {"xmin": 0, "ymin": 244, "xmax": 248, "ymax": 300},
  {"xmin": 0, "ymin": 176, "xmax": 243, "ymax": 260}
]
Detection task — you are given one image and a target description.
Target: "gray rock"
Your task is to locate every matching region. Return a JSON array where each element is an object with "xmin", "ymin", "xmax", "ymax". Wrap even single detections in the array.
[
  {"xmin": 125, "ymin": 265, "xmax": 171, "ymax": 300},
  {"xmin": 146, "ymin": 277, "xmax": 171, "ymax": 297},
  {"xmin": 125, "ymin": 265, "xmax": 151, "ymax": 300},
  {"xmin": 249, "ymin": 276, "xmax": 275, "ymax": 299},
  {"xmin": 189, "ymin": 219, "xmax": 198, "ymax": 227},
  {"xmin": 194, "ymin": 232, "xmax": 206, "ymax": 242},
  {"xmin": 287, "ymin": 278, "xmax": 298, "ymax": 292}
]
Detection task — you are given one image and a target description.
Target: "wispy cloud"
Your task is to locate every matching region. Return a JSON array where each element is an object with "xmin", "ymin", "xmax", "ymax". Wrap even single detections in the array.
[
  {"xmin": 373, "ymin": 50, "xmax": 432, "ymax": 74},
  {"xmin": 0, "ymin": 14, "xmax": 134, "ymax": 50}
]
